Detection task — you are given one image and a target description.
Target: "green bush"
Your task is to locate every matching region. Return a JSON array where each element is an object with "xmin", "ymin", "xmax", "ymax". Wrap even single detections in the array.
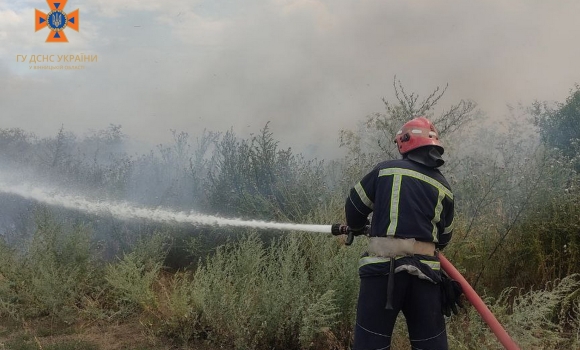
[
  {"xmin": 0, "ymin": 209, "xmax": 98, "ymax": 322},
  {"xmin": 184, "ymin": 232, "xmax": 362, "ymax": 350},
  {"xmin": 447, "ymin": 274, "xmax": 580, "ymax": 350},
  {"xmin": 104, "ymin": 232, "xmax": 169, "ymax": 317},
  {"xmin": 151, "ymin": 272, "xmax": 202, "ymax": 346}
]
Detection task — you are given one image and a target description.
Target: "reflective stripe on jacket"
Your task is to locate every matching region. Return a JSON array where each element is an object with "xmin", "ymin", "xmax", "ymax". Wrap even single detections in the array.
[{"xmin": 345, "ymin": 158, "xmax": 454, "ymax": 249}]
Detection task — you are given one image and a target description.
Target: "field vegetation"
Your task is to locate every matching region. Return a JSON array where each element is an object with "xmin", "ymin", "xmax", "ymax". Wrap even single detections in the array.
[{"xmin": 1, "ymin": 81, "xmax": 580, "ymax": 349}]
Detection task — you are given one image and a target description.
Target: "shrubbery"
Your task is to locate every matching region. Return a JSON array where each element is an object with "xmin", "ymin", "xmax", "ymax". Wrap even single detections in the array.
[
  {"xmin": 2, "ymin": 82, "xmax": 580, "ymax": 348},
  {"xmin": 3, "ymin": 213, "xmax": 580, "ymax": 349}
]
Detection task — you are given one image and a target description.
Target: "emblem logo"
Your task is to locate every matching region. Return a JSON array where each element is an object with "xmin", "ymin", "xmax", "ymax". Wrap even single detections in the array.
[{"xmin": 35, "ymin": 0, "xmax": 79, "ymax": 43}]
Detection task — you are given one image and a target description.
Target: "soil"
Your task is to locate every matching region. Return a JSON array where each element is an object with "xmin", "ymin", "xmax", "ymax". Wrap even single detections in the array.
[{"xmin": 0, "ymin": 317, "xmax": 222, "ymax": 350}]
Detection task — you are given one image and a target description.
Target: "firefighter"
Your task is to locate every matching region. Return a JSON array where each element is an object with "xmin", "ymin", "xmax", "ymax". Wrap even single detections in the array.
[{"xmin": 345, "ymin": 117, "xmax": 462, "ymax": 350}]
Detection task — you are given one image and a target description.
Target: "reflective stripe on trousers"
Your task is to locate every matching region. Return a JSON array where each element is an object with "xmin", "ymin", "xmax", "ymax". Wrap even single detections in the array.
[{"xmin": 353, "ymin": 269, "xmax": 448, "ymax": 350}]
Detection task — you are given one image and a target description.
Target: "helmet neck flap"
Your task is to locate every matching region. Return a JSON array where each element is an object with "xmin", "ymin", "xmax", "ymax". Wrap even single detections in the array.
[{"xmin": 405, "ymin": 146, "xmax": 445, "ymax": 168}]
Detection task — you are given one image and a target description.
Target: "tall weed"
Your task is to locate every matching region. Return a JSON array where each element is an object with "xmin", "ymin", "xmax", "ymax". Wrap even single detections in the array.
[
  {"xmin": 447, "ymin": 274, "xmax": 580, "ymax": 349},
  {"xmin": 152, "ymin": 272, "xmax": 202, "ymax": 346},
  {"xmin": 187, "ymin": 232, "xmax": 362, "ymax": 350},
  {"xmin": 0, "ymin": 209, "xmax": 97, "ymax": 322},
  {"xmin": 104, "ymin": 233, "xmax": 169, "ymax": 316}
]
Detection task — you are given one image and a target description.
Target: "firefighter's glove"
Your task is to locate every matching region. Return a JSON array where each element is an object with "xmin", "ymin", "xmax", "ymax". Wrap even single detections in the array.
[{"xmin": 440, "ymin": 273, "xmax": 464, "ymax": 317}]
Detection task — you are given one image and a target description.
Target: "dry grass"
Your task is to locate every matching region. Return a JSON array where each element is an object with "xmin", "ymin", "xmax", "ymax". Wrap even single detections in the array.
[{"xmin": 0, "ymin": 316, "xmax": 225, "ymax": 350}]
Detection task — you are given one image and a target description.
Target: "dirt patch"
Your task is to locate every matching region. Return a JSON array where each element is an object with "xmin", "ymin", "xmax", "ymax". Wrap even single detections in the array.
[
  {"xmin": 63, "ymin": 322, "xmax": 158, "ymax": 350},
  {"xmin": 0, "ymin": 317, "xmax": 222, "ymax": 350}
]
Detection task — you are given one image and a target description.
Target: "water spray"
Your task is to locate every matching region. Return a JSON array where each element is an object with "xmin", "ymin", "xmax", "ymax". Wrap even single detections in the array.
[{"xmin": 0, "ymin": 179, "xmax": 331, "ymax": 233}]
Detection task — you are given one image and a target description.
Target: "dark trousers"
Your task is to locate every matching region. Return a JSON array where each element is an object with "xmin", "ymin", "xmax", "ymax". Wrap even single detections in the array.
[{"xmin": 353, "ymin": 272, "xmax": 448, "ymax": 350}]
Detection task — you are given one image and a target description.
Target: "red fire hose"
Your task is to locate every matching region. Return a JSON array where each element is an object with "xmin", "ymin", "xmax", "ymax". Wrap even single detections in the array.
[{"xmin": 439, "ymin": 253, "xmax": 520, "ymax": 350}]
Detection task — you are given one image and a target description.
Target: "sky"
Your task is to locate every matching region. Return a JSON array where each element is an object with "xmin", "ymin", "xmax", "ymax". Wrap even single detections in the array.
[{"xmin": 1, "ymin": 0, "xmax": 580, "ymax": 159}]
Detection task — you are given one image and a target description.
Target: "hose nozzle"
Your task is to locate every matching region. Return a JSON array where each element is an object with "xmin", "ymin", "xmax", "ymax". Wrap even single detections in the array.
[
  {"xmin": 331, "ymin": 224, "xmax": 348, "ymax": 236},
  {"xmin": 331, "ymin": 224, "xmax": 369, "ymax": 245}
]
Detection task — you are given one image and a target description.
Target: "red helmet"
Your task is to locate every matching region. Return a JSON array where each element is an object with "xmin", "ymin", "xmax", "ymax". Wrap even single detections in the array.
[{"xmin": 394, "ymin": 117, "xmax": 444, "ymax": 155}]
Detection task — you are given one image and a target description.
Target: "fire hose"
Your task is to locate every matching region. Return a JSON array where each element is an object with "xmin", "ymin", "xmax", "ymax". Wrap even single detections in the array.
[{"xmin": 331, "ymin": 224, "xmax": 520, "ymax": 350}]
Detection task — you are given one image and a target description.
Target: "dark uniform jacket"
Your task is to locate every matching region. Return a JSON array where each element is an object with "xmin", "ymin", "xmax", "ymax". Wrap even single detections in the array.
[{"xmin": 346, "ymin": 158, "xmax": 454, "ymax": 250}]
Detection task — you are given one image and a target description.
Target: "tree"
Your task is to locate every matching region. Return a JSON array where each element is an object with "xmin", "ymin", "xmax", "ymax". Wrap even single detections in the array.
[
  {"xmin": 532, "ymin": 84, "xmax": 580, "ymax": 170},
  {"xmin": 207, "ymin": 123, "xmax": 326, "ymax": 222},
  {"xmin": 338, "ymin": 77, "xmax": 478, "ymax": 187}
]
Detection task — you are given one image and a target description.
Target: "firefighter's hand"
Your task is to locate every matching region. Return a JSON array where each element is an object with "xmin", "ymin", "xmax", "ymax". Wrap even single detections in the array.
[{"xmin": 440, "ymin": 273, "xmax": 464, "ymax": 317}]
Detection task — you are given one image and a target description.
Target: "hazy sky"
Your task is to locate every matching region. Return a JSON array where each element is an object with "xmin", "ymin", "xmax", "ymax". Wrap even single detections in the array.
[{"xmin": 1, "ymin": 0, "xmax": 580, "ymax": 158}]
